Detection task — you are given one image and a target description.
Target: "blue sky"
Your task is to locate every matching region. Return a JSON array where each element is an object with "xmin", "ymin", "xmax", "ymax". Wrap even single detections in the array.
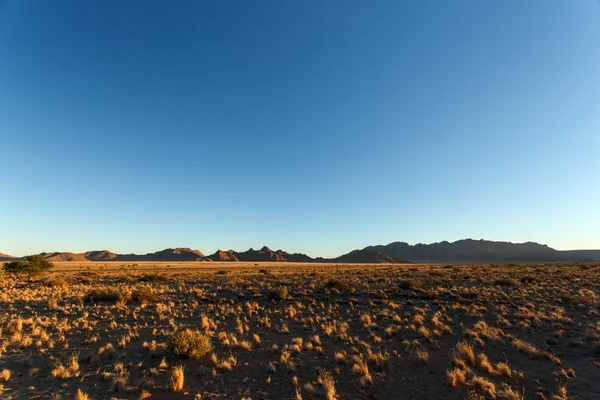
[{"xmin": 1, "ymin": 1, "xmax": 599, "ymax": 257}]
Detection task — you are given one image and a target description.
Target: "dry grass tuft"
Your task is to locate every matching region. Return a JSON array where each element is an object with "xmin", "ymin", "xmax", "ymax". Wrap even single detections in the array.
[
  {"xmin": 446, "ymin": 368, "xmax": 467, "ymax": 387},
  {"xmin": 74, "ymin": 389, "xmax": 91, "ymax": 400},
  {"xmin": 498, "ymin": 384, "xmax": 525, "ymax": 400},
  {"xmin": 456, "ymin": 341, "xmax": 476, "ymax": 367},
  {"xmin": 317, "ymin": 370, "xmax": 336, "ymax": 400},
  {"xmin": 0, "ymin": 369, "xmax": 11, "ymax": 382},
  {"xmin": 170, "ymin": 365, "xmax": 185, "ymax": 392}
]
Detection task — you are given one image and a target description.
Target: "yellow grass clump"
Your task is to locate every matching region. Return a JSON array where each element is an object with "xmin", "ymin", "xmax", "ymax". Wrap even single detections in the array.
[{"xmin": 170, "ymin": 329, "xmax": 213, "ymax": 359}]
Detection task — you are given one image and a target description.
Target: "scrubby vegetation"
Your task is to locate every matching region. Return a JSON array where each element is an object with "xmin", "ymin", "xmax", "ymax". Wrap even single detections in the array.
[
  {"xmin": 0, "ymin": 261, "xmax": 598, "ymax": 399},
  {"xmin": 170, "ymin": 329, "xmax": 212, "ymax": 359},
  {"xmin": 3, "ymin": 254, "xmax": 54, "ymax": 280}
]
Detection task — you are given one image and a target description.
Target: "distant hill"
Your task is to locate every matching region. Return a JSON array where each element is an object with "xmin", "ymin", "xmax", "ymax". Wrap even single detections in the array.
[
  {"xmin": 134, "ymin": 248, "xmax": 206, "ymax": 261},
  {"xmin": 235, "ymin": 246, "xmax": 288, "ymax": 262},
  {"xmin": 85, "ymin": 250, "xmax": 119, "ymax": 261},
  {"xmin": 331, "ymin": 249, "xmax": 402, "ymax": 264},
  {"xmin": 41, "ymin": 252, "xmax": 89, "ymax": 262},
  {"xmin": 37, "ymin": 248, "xmax": 206, "ymax": 262},
  {"xmin": 364, "ymin": 239, "xmax": 598, "ymax": 263},
  {"xmin": 205, "ymin": 250, "xmax": 239, "ymax": 262},
  {"xmin": 3, "ymin": 239, "xmax": 599, "ymax": 264},
  {"xmin": 0, "ymin": 253, "xmax": 16, "ymax": 262},
  {"xmin": 207, "ymin": 246, "xmax": 315, "ymax": 262},
  {"xmin": 558, "ymin": 250, "xmax": 600, "ymax": 262}
]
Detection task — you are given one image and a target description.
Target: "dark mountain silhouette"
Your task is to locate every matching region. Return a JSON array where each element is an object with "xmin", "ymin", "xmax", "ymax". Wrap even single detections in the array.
[
  {"xmin": 207, "ymin": 247, "xmax": 316, "ymax": 262},
  {"xmin": 331, "ymin": 249, "xmax": 401, "ymax": 264},
  {"xmin": 558, "ymin": 250, "xmax": 600, "ymax": 262},
  {"xmin": 283, "ymin": 251, "xmax": 315, "ymax": 262},
  {"xmin": 37, "ymin": 248, "xmax": 206, "ymax": 262},
  {"xmin": 364, "ymin": 239, "xmax": 598, "ymax": 263},
  {"xmin": 84, "ymin": 250, "xmax": 119, "ymax": 261},
  {"xmin": 235, "ymin": 246, "xmax": 289, "ymax": 262},
  {"xmin": 205, "ymin": 250, "xmax": 239, "ymax": 262},
  {"xmin": 135, "ymin": 248, "xmax": 206, "ymax": 261},
  {"xmin": 3, "ymin": 239, "xmax": 599, "ymax": 264},
  {"xmin": 41, "ymin": 252, "xmax": 89, "ymax": 262}
]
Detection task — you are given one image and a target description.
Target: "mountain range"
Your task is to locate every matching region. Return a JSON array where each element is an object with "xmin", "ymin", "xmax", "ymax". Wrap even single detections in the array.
[
  {"xmin": 365, "ymin": 239, "xmax": 600, "ymax": 263},
  {"xmin": 1, "ymin": 239, "xmax": 599, "ymax": 264}
]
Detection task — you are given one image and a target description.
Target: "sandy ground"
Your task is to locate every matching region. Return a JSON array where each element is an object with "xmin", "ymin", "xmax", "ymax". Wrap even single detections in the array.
[{"xmin": 0, "ymin": 262, "xmax": 598, "ymax": 400}]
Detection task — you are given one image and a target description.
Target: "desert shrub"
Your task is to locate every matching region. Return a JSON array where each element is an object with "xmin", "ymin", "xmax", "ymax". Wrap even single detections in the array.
[
  {"xmin": 520, "ymin": 276, "xmax": 537, "ymax": 284},
  {"xmin": 421, "ymin": 288, "xmax": 439, "ymax": 299},
  {"xmin": 85, "ymin": 288, "xmax": 130, "ymax": 304},
  {"xmin": 559, "ymin": 293, "xmax": 576, "ymax": 304},
  {"xmin": 216, "ymin": 270, "xmax": 229, "ymax": 275},
  {"xmin": 258, "ymin": 268, "xmax": 270, "ymax": 274},
  {"xmin": 131, "ymin": 286, "xmax": 159, "ymax": 302},
  {"xmin": 76, "ymin": 276, "xmax": 94, "ymax": 284},
  {"xmin": 3, "ymin": 255, "xmax": 54, "ymax": 280},
  {"xmin": 116, "ymin": 275, "xmax": 134, "ymax": 283},
  {"xmin": 494, "ymin": 278, "xmax": 519, "ymax": 287},
  {"xmin": 44, "ymin": 277, "xmax": 70, "ymax": 288},
  {"xmin": 326, "ymin": 278, "xmax": 348, "ymax": 291},
  {"xmin": 140, "ymin": 273, "xmax": 168, "ymax": 282},
  {"xmin": 399, "ymin": 279, "xmax": 422, "ymax": 290},
  {"xmin": 170, "ymin": 329, "xmax": 212, "ymax": 359},
  {"xmin": 267, "ymin": 286, "xmax": 289, "ymax": 301}
]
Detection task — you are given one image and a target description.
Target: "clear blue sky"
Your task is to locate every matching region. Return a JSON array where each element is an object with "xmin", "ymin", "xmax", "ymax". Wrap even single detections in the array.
[{"xmin": 1, "ymin": 1, "xmax": 599, "ymax": 257}]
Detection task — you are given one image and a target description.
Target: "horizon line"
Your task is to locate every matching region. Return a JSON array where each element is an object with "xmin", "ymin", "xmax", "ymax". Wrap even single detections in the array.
[{"xmin": 3, "ymin": 238, "xmax": 600, "ymax": 258}]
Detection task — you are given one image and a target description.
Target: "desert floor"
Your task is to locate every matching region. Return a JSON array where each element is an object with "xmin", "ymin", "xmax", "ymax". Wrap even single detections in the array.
[{"xmin": 0, "ymin": 262, "xmax": 598, "ymax": 400}]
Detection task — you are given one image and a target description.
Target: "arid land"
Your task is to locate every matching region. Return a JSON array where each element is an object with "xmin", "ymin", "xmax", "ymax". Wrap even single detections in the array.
[{"xmin": 0, "ymin": 262, "xmax": 598, "ymax": 399}]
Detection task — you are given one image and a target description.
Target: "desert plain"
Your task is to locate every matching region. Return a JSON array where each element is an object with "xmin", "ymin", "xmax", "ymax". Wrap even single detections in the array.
[{"xmin": 0, "ymin": 262, "xmax": 598, "ymax": 400}]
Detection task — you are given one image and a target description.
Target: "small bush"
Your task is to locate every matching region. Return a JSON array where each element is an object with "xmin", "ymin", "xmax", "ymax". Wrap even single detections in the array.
[
  {"xmin": 420, "ymin": 288, "xmax": 439, "ymax": 299},
  {"xmin": 520, "ymin": 276, "xmax": 536, "ymax": 284},
  {"xmin": 326, "ymin": 278, "xmax": 348, "ymax": 291},
  {"xmin": 399, "ymin": 279, "xmax": 422, "ymax": 290},
  {"xmin": 131, "ymin": 286, "xmax": 160, "ymax": 302},
  {"xmin": 85, "ymin": 288, "xmax": 130, "ymax": 304},
  {"xmin": 44, "ymin": 277, "xmax": 69, "ymax": 288},
  {"xmin": 494, "ymin": 278, "xmax": 519, "ymax": 287},
  {"xmin": 116, "ymin": 275, "xmax": 134, "ymax": 283},
  {"xmin": 75, "ymin": 275, "xmax": 94, "ymax": 284},
  {"xmin": 170, "ymin": 329, "xmax": 212, "ymax": 359},
  {"xmin": 140, "ymin": 273, "xmax": 168, "ymax": 282},
  {"xmin": 267, "ymin": 286, "xmax": 289, "ymax": 301}
]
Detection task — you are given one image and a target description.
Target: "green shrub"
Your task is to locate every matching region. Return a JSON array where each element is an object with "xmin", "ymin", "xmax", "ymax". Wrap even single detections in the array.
[
  {"xmin": 3, "ymin": 255, "xmax": 54, "ymax": 280},
  {"xmin": 170, "ymin": 329, "xmax": 212, "ymax": 359}
]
